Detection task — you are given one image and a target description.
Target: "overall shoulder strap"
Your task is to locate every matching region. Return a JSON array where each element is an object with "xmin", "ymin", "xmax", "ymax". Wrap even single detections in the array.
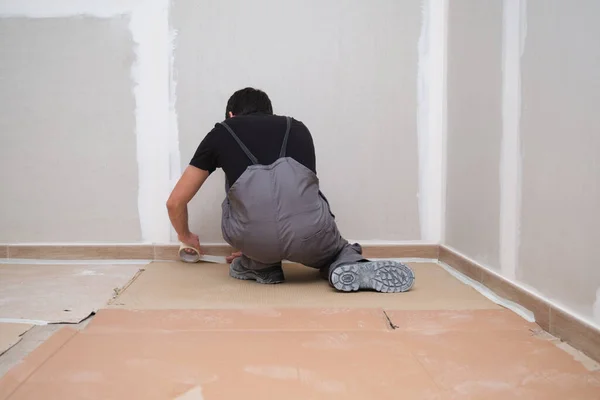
[
  {"xmin": 279, "ymin": 117, "xmax": 292, "ymax": 158},
  {"xmin": 219, "ymin": 121, "xmax": 259, "ymax": 165}
]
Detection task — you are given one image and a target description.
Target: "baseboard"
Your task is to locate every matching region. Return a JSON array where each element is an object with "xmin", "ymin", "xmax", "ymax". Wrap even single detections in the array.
[
  {"xmin": 439, "ymin": 245, "xmax": 600, "ymax": 363},
  {"xmin": 0, "ymin": 243, "xmax": 439, "ymax": 261}
]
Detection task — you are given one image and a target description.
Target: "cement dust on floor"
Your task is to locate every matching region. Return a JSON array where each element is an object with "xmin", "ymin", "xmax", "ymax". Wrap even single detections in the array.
[{"xmin": 0, "ymin": 263, "xmax": 144, "ymax": 323}]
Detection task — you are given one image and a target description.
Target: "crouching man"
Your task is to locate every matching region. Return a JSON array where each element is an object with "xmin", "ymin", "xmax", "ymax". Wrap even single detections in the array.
[{"xmin": 167, "ymin": 88, "xmax": 414, "ymax": 293}]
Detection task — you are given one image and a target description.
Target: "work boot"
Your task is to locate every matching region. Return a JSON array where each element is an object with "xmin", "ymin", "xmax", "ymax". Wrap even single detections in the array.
[
  {"xmin": 329, "ymin": 260, "xmax": 415, "ymax": 293},
  {"xmin": 229, "ymin": 257, "xmax": 285, "ymax": 284}
]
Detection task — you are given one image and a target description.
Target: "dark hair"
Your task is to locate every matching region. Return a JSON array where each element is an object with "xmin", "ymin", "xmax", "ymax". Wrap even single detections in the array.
[{"xmin": 225, "ymin": 87, "xmax": 273, "ymax": 119}]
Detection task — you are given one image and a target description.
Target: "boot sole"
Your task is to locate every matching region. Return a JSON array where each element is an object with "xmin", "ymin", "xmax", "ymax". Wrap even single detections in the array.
[
  {"xmin": 229, "ymin": 263, "xmax": 285, "ymax": 284},
  {"xmin": 330, "ymin": 260, "xmax": 415, "ymax": 293}
]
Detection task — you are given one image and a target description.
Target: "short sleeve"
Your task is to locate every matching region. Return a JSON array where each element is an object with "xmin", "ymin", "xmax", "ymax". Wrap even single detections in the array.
[{"xmin": 189, "ymin": 127, "xmax": 219, "ymax": 173}]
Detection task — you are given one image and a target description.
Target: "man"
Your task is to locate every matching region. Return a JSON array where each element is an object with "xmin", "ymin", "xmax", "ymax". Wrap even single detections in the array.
[{"xmin": 167, "ymin": 88, "xmax": 414, "ymax": 292}]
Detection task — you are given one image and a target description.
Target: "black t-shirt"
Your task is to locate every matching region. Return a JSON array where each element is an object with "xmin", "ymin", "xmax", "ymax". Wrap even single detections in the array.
[{"xmin": 190, "ymin": 114, "xmax": 317, "ymax": 186}]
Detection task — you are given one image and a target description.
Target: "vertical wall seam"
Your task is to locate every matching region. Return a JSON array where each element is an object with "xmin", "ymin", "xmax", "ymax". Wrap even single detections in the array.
[
  {"xmin": 168, "ymin": 15, "xmax": 182, "ymax": 243},
  {"xmin": 417, "ymin": 0, "xmax": 448, "ymax": 243},
  {"xmin": 438, "ymin": 0, "xmax": 449, "ymax": 243},
  {"xmin": 130, "ymin": 0, "xmax": 173, "ymax": 243},
  {"xmin": 500, "ymin": 0, "xmax": 527, "ymax": 280}
]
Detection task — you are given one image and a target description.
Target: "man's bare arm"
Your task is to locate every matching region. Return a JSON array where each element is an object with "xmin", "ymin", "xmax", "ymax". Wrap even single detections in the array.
[{"xmin": 166, "ymin": 166, "xmax": 210, "ymax": 250}]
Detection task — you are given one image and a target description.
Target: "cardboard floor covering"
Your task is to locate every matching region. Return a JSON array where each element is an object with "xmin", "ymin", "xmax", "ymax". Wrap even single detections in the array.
[
  {"xmin": 0, "ymin": 264, "xmax": 144, "ymax": 323},
  {"xmin": 110, "ymin": 262, "xmax": 500, "ymax": 310},
  {"xmin": 1, "ymin": 308, "xmax": 599, "ymax": 399}
]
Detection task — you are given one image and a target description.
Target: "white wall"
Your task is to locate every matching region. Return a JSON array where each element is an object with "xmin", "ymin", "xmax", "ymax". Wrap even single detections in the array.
[
  {"xmin": 172, "ymin": 0, "xmax": 424, "ymax": 243},
  {"xmin": 445, "ymin": 0, "xmax": 600, "ymax": 328},
  {"xmin": 1, "ymin": 0, "xmax": 446, "ymax": 245},
  {"xmin": 518, "ymin": 0, "xmax": 600, "ymax": 324},
  {"xmin": 445, "ymin": 0, "xmax": 503, "ymax": 268},
  {"xmin": 0, "ymin": 16, "xmax": 141, "ymax": 242}
]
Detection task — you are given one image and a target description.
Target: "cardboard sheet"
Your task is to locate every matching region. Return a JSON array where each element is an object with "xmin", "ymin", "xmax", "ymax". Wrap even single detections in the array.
[
  {"xmin": 0, "ymin": 263, "xmax": 144, "ymax": 323},
  {"xmin": 2, "ymin": 309, "xmax": 599, "ymax": 399},
  {"xmin": 110, "ymin": 262, "xmax": 500, "ymax": 310},
  {"xmin": 86, "ymin": 308, "xmax": 390, "ymax": 333},
  {"xmin": 0, "ymin": 324, "xmax": 32, "ymax": 356}
]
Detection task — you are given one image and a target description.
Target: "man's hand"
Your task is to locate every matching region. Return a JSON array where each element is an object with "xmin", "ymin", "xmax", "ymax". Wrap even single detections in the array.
[
  {"xmin": 226, "ymin": 251, "xmax": 242, "ymax": 264},
  {"xmin": 179, "ymin": 232, "xmax": 202, "ymax": 255}
]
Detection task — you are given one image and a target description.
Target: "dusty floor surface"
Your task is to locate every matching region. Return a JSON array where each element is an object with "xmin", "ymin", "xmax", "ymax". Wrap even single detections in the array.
[{"xmin": 1, "ymin": 261, "xmax": 599, "ymax": 399}]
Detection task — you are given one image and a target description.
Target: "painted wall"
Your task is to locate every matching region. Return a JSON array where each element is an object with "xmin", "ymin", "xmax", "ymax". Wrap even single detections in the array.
[
  {"xmin": 445, "ymin": 0, "xmax": 600, "ymax": 327},
  {"xmin": 0, "ymin": 0, "xmax": 431, "ymax": 244},
  {"xmin": 445, "ymin": 0, "xmax": 503, "ymax": 269},
  {"xmin": 172, "ymin": 0, "xmax": 423, "ymax": 243},
  {"xmin": 0, "ymin": 16, "xmax": 141, "ymax": 242},
  {"xmin": 518, "ymin": 0, "xmax": 600, "ymax": 323}
]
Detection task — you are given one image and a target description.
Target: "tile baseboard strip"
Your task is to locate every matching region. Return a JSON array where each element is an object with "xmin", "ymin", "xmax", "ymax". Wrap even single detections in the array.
[
  {"xmin": 3, "ymin": 243, "xmax": 440, "ymax": 261},
  {"xmin": 439, "ymin": 245, "xmax": 600, "ymax": 363}
]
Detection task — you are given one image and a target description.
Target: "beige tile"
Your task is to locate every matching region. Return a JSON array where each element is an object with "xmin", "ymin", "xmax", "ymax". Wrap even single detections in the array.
[
  {"xmin": 550, "ymin": 308, "xmax": 600, "ymax": 363},
  {"xmin": 439, "ymin": 245, "xmax": 482, "ymax": 281},
  {"xmin": 153, "ymin": 244, "xmax": 180, "ymax": 261},
  {"xmin": 480, "ymin": 269, "xmax": 551, "ymax": 332},
  {"xmin": 110, "ymin": 262, "xmax": 498, "ymax": 310},
  {"xmin": 363, "ymin": 244, "xmax": 439, "ymax": 259},
  {"xmin": 8, "ymin": 245, "xmax": 154, "ymax": 260},
  {"xmin": 153, "ymin": 244, "xmax": 235, "ymax": 260},
  {"xmin": 0, "ymin": 245, "xmax": 7, "ymax": 259}
]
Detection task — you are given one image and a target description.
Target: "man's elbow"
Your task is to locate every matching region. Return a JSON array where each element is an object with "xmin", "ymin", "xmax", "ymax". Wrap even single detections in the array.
[{"xmin": 166, "ymin": 197, "xmax": 184, "ymax": 211}]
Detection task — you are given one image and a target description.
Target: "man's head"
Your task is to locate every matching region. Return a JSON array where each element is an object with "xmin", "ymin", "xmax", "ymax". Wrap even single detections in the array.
[{"xmin": 225, "ymin": 87, "xmax": 273, "ymax": 119}]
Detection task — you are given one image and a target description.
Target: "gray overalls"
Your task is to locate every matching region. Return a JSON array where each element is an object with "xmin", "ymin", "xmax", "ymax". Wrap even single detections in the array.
[{"xmin": 219, "ymin": 116, "xmax": 365, "ymax": 276}]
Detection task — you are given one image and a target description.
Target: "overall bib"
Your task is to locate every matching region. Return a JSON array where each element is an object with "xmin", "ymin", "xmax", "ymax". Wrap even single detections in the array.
[{"xmin": 219, "ymin": 117, "xmax": 365, "ymax": 274}]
